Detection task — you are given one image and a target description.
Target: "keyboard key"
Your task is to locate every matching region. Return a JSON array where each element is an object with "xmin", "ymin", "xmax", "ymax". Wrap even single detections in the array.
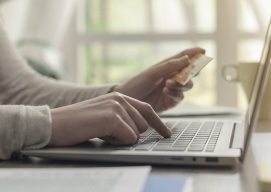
[
  {"xmin": 205, "ymin": 147, "xmax": 215, "ymax": 152},
  {"xmin": 134, "ymin": 143, "xmax": 156, "ymax": 151},
  {"xmin": 189, "ymin": 147, "xmax": 204, "ymax": 150},
  {"xmin": 173, "ymin": 144, "xmax": 188, "ymax": 148},
  {"xmin": 153, "ymin": 146, "xmax": 174, "ymax": 151},
  {"xmin": 170, "ymin": 147, "xmax": 186, "ymax": 151},
  {"xmin": 174, "ymin": 140, "xmax": 190, "ymax": 144},
  {"xmin": 144, "ymin": 137, "xmax": 160, "ymax": 143},
  {"xmin": 188, "ymin": 148, "xmax": 204, "ymax": 152}
]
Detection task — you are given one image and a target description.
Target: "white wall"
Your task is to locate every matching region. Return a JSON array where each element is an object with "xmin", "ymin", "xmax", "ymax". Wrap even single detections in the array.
[
  {"xmin": 1, "ymin": 0, "xmax": 75, "ymax": 45},
  {"xmin": 0, "ymin": 0, "xmax": 29, "ymax": 41},
  {"xmin": 0, "ymin": 0, "xmax": 77, "ymax": 81},
  {"xmin": 21, "ymin": 0, "xmax": 75, "ymax": 48}
]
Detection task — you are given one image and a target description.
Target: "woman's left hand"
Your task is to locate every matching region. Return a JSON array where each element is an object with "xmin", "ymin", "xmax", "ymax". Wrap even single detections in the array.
[{"xmin": 113, "ymin": 47, "xmax": 205, "ymax": 113}]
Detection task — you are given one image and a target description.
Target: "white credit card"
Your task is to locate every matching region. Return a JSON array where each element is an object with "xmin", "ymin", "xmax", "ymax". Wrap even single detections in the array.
[{"xmin": 174, "ymin": 54, "xmax": 213, "ymax": 85}]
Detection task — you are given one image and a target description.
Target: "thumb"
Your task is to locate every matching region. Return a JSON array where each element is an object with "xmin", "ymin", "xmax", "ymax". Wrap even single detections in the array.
[{"xmin": 148, "ymin": 55, "xmax": 190, "ymax": 79}]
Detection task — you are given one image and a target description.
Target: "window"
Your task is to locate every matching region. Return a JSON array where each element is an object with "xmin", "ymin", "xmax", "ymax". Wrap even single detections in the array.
[{"xmin": 76, "ymin": 0, "xmax": 271, "ymax": 107}]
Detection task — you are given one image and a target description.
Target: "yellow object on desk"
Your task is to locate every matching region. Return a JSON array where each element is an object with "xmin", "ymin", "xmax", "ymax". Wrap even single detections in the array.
[{"xmin": 258, "ymin": 161, "xmax": 271, "ymax": 192}]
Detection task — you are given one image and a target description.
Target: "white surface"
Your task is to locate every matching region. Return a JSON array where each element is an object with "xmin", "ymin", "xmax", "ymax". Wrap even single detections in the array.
[
  {"xmin": 161, "ymin": 104, "xmax": 241, "ymax": 117},
  {"xmin": 0, "ymin": 166, "xmax": 151, "ymax": 192},
  {"xmin": 252, "ymin": 133, "xmax": 271, "ymax": 161},
  {"xmin": 252, "ymin": 133, "xmax": 271, "ymax": 192}
]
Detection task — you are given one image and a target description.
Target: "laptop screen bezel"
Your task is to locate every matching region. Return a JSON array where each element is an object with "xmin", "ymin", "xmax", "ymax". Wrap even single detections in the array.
[{"xmin": 240, "ymin": 20, "xmax": 271, "ymax": 162}]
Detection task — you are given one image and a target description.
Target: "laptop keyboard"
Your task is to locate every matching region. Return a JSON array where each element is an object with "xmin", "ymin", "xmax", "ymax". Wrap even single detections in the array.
[{"xmin": 120, "ymin": 121, "xmax": 222, "ymax": 152}]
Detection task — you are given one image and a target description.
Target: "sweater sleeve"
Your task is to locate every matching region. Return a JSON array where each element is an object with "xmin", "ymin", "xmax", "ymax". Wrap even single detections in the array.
[
  {"xmin": 0, "ymin": 22, "xmax": 113, "ymax": 108},
  {"xmin": 0, "ymin": 20, "xmax": 114, "ymax": 160},
  {"xmin": 0, "ymin": 105, "xmax": 51, "ymax": 160}
]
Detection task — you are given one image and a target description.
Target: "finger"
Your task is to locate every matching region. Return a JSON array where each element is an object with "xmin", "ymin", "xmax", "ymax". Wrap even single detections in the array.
[
  {"xmin": 122, "ymin": 95, "xmax": 171, "ymax": 138},
  {"xmin": 84, "ymin": 93, "xmax": 150, "ymax": 134},
  {"xmin": 117, "ymin": 106, "xmax": 140, "ymax": 138},
  {"xmin": 162, "ymin": 47, "xmax": 206, "ymax": 63},
  {"xmin": 163, "ymin": 87, "xmax": 184, "ymax": 100},
  {"xmin": 166, "ymin": 79, "xmax": 193, "ymax": 92},
  {"xmin": 111, "ymin": 94, "xmax": 151, "ymax": 134},
  {"xmin": 166, "ymin": 79, "xmax": 183, "ymax": 91},
  {"xmin": 109, "ymin": 115, "xmax": 138, "ymax": 145},
  {"xmin": 162, "ymin": 88, "xmax": 183, "ymax": 108},
  {"xmin": 147, "ymin": 55, "xmax": 190, "ymax": 80},
  {"xmin": 180, "ymin": 47, "xmax": 206, "ymax": 58},
  {"xmin": 121, "ymin": 100, "xmax": 149, "ymax": 134},
  {"xmin": 181, "ymin": 80, "xmax": 193, "ymax": 91}
]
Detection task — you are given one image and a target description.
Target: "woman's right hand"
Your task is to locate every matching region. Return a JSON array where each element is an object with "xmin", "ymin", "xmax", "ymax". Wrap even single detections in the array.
[{"xmin": 48, "ymin": 92, "xmax": 171, "ymax": 147}]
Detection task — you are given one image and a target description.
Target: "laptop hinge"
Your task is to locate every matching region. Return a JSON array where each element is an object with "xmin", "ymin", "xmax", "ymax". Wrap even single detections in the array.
[{"xmin": 229, "ymin": 123, "xmax": 244, "ymax": 150}]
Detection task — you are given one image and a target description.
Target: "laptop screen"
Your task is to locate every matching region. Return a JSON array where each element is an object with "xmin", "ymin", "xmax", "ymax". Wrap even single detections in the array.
[{"xmin": 241, "ymin": 20, "xmax": 271, "ymax": 161}]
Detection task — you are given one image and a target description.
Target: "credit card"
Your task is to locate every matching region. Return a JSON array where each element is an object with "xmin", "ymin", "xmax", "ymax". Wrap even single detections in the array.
[{"xmin": 174, "ymin": 54, "xmax": 213, "ymax": 85}]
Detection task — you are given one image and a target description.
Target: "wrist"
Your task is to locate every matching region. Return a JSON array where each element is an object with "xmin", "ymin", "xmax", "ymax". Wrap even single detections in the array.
[{"xmin": 48, "ymin": 108, "xmax": 62, "ymax": 146}]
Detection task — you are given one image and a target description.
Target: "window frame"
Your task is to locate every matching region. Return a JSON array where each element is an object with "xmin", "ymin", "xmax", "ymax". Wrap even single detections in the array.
[{"xmin": 73, "ymin": 0, "xmax": 267, "ymax": 106}]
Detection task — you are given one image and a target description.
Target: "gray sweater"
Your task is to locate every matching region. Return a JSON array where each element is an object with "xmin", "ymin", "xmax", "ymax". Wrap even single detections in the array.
[{"xmin": 0, "ymin": 22, "xmax": 112, "ymax": 160}]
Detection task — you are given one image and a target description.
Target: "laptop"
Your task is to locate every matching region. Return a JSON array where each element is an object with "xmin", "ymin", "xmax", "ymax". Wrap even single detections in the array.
[{"xmin": 21, "ymin": 20, "xmax": 271, "ymax": 167}]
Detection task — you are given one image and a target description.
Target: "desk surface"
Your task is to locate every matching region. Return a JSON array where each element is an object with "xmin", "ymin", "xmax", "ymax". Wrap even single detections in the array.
[{"xmin": 1, "ymin": 121, "xmax": 271, "ymax": 192}]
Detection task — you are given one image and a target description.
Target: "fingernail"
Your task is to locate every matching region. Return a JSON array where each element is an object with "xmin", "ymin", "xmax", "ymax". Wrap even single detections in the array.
[
  {"xmin": 182, "ymin": 55, "xmax": 191, "ymax": 64},
  {"xmin": 184, "ymin": 55, "xmax": 189, "ymax": 59}
]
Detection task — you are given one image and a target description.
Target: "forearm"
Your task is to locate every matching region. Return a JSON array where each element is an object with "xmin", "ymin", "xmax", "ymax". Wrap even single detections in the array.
[
  {"xmin": 0, "ymin": 67, "xmax": 114, "ymax": 108},
  {"xmin": 0, "ymin": 19, "xmax": 114, "ymax": 108},
  {"xmin": 0, "ymin": 105, "xmax": 51, "ymax": 160}
]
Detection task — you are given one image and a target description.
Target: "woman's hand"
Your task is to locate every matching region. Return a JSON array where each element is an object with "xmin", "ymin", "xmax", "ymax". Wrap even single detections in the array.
[
  {"xmin": 49, "ymin": 92, "xmax": 170, "ymax": 147},
  {"xmin": 113, "ymin": 47, "xmax": 206, "ymax": 113}
]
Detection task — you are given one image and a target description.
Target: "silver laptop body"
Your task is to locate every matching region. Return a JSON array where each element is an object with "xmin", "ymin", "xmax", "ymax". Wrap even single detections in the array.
[{"xmin": 21, "ymin": 20, "xmax": 271, "ymax": 167}]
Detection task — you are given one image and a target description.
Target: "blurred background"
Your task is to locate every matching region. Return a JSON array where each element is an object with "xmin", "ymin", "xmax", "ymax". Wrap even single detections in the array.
[{"xmin": 1, "ymin": 0, "xmax": 271, "ymax": 108}]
